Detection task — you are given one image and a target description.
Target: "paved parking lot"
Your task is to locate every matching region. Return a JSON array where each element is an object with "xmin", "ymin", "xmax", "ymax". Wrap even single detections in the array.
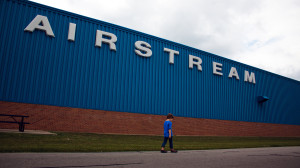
[{"xmin": 0, "ymin": 147, "xmax": 300, "ymax": 168}]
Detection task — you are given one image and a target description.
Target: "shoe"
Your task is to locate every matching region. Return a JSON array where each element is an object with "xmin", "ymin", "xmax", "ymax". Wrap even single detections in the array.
[
  {"xmin": 161, "ymin": 150, "xmax": 167, "ymax": 153},
  {"xmin": 171, "ymin": 149, "xmax": 178, "ymax": 153}
]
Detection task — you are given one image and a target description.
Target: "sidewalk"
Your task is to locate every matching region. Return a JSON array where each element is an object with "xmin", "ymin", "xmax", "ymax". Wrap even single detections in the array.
[
  {"xmin": 0, "ymin": 129, "xmax": 56, "ymax": 135},
  {"xmin": 1, "ymin": 147, "xmax": 300, "ymax": 168}
]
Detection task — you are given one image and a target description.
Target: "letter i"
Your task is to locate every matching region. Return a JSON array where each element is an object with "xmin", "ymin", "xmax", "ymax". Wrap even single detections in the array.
[{"xmin": 68, "ymin": 23, "xmax": 76, "ymax": 41}]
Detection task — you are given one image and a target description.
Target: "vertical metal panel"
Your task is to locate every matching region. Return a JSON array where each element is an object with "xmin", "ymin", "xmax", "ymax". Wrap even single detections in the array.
[{"xmin": 1, "ymin": 0, "xmax": 300, "ymax": 125}]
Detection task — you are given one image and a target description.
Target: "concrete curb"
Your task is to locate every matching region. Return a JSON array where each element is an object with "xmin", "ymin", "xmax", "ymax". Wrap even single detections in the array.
[{"xmin": 0, "ymin": 129, "xmax": 56, "ymax": 135}]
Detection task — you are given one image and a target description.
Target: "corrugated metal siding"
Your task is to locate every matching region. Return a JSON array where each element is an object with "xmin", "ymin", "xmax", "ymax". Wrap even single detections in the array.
[{"xmin": 1, "ymin": 0, "xmax": 300, "ymax": 125}]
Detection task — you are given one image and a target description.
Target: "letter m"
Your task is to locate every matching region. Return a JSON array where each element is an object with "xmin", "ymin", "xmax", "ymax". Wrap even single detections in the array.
[{"xmin": 244, "ymin": 71, "xmax": 256, "ymax": 84}]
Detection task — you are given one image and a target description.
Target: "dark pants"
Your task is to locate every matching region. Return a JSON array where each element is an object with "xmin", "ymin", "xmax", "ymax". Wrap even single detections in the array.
[{"xmin": 161, "ymin": 137, "xmax": 173, "ymax": 149}]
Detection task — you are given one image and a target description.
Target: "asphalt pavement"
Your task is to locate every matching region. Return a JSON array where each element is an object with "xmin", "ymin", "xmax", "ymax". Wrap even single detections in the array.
[{"xmin": 0, "ymin": 147, "xmax": 299, "ymax": 168}]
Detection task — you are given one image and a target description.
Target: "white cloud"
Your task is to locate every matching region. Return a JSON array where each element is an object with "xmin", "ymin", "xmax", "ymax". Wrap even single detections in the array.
[{"xmin": 31, "ymin": 0, "xmax": 300, "ymax": 81}]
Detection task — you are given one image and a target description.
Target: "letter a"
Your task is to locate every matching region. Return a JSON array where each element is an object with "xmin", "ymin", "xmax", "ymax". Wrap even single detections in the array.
[{"xmin": 24, "ymin": 15, "xmax": 55, "ymax": 37}]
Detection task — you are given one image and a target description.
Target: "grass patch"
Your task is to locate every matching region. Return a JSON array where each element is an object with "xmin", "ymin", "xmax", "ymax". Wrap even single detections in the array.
[{"xmin": 0, "ymin": 132, "xmax": 300, "ymax": 152}]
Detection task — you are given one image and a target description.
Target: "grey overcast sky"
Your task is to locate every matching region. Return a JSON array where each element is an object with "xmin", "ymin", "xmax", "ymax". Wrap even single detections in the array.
[{"xmin": 31, "ymin": 0, "xmax": 300, "ymax": 81}]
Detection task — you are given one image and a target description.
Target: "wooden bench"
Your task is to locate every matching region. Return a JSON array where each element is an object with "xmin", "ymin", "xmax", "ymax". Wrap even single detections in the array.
[{"xmin": 0, "ymin": 114, "xmax": 30, "ymax": 132}]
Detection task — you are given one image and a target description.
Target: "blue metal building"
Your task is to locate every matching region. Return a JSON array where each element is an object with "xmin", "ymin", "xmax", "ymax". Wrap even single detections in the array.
[{"xmin": 1, "ymin": 0, "xmax": 300, "ymax": 126}]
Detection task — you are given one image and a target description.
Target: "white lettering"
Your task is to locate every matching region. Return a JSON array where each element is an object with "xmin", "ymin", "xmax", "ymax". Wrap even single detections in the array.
[
  {"xmin": 164, "ymin": 48, "xmax": 179, "ymax": 64},
  {"xmin": 213, "ymin": 62, "xmax": 223, "ymax": 76},
  {"xmin": 24, "ymin": 15, "xmax": 55, "ymax": 37},
  {"xmin": 68, "ymin": 23, "xmax": 76, "ymax": 41},
  {"xmin": 95, "ymin": 30, "xmax": 117, "ymax": 51},
  {"xmin": 228, "ymin": 67, "xmax": 240, "ymax": 80},
  {"xmin": 23, "ymin": 15, "xmax": 259, "ymax": 84},
  {"xmin": 244, "ymin": 71, "xmax": 256, "ymax": 84},
  {"xmin": 189, "ymin": 55, "xmax": 202, "ymax": 71},
  {"xmin": 135, "ymin": 41, "xmax": 152, "ymax": 57}
]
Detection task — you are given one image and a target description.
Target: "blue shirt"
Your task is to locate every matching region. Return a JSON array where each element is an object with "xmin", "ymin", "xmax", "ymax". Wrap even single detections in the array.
[{"xmin": 163, "ymin": 120, "xmax": 173, "ymax": 137}]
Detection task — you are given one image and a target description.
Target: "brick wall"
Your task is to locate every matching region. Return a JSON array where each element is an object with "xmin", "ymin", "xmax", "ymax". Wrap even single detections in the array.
[{"xmin": 1, "ymin": 101, "xmax": 300, "ymax": 136}]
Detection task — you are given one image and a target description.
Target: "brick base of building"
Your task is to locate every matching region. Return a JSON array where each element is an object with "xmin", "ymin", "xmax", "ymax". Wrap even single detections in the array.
[{"xmin": 1, "ymin": 101, "xmax": 300, "ymax": 136}]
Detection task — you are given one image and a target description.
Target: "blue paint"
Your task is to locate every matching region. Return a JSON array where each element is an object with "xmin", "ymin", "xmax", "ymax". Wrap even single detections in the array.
[{"xmin": 1, "ymin": 0, "xmax": 300, "ymax": 125}]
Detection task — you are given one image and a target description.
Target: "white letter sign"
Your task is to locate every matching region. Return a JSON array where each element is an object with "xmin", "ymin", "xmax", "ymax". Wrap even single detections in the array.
[
  {"xmin": 189, "ymin": 55, "xmax": 202, "ymax": 71},
  {"xmin": 95, "ymin": 30, "xmax": 117, "ymax": 51},
  {"xmin": 228, "ymin": 67, "xmax": 240, "ymax": 80},
  {"xmin": 68, "ymin": 23, "xmax": 76, "ymax": 41},
  {"xmin": 135, "ymin": 41, "xmax": 152, "ymax": 57},
  {"xmin": 244, "ymin": 71, "xmax": 256, "ymax": 84},
  {"xmin": 164, "ymin": 48, "xmax": 179, "ymax": 64},
  {"xmin": 24, "ymin": 15, "xmax": 55, "ymax": 37},
  {"xmin": 213, "ymin": 62, "xmax": 223, "ymax": 76}
]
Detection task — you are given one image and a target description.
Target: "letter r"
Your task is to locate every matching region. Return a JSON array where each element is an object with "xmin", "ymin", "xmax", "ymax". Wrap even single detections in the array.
[{"xmin": 95, "ymin": 30, "xmax": 117, "ymax": 51}]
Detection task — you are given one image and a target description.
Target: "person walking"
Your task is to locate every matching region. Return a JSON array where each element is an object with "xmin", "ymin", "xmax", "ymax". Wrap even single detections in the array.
[{"xmin": 161, "ymin": 113, "xmax": 178, "ymax": 153}]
